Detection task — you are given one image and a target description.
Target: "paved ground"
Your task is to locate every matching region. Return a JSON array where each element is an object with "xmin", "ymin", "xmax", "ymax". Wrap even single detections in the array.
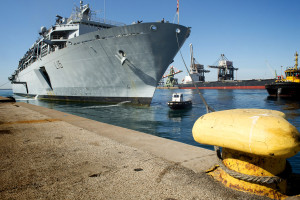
[{"xmin": 0, "ymin": 99, "xmax": 295, "ymax": 199}]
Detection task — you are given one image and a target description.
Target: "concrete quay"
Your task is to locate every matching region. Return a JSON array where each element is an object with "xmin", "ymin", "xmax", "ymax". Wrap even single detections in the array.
[{"xmin": 0, "ymin": 98, "xmax": 278, "ymax": 199}]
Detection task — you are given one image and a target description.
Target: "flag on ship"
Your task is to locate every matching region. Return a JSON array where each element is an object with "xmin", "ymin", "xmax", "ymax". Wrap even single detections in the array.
[{"xmin": 175, "ymin": 0, "xmax": 179, "ymax": 24}]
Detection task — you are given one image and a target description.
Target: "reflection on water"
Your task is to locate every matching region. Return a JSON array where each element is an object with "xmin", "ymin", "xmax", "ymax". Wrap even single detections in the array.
[
  {"xmin": 168, "ymin": 108, "xmax": 192, "ymax": 122},
  {"xmin": 265, "ymin": 96, "xmax": 300, "ymax": 174},
  {"xmin": 1, "ymin": 89, "xmax": 299, "ymax": 173},
  {"xmin": 266, "ymin": 96, "xmax": 300, "ymax": 127}
]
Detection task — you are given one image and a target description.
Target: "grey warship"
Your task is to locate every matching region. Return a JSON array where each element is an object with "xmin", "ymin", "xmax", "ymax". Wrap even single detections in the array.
[{"xmin": 9, "ymin": 1, "xmax": 190, "ymax": 105}]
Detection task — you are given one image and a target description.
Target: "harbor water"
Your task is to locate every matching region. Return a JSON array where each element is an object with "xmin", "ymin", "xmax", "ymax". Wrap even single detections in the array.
[{"xmin": 1, "ymin": 89, "xmax": 300, "ymax": 173}]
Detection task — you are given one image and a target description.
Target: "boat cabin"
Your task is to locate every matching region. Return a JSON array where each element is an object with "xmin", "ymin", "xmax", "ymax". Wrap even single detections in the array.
[
  {"xmin": 168, "ymin": 93, "xmax": 192, "ymax": 109},
  {"xmin": 172, "ymin": 93, "xmax": 183, "ymax": 102},
  {"xmin": 284, "ymin": 68, "xmax": 300, "ymax": 83},
  {"xmin": 279, "ymin": 52, "xmax": 300, "ymax": 83}
]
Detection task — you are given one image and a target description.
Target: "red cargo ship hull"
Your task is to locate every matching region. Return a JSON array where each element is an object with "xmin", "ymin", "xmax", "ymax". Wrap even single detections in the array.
[{"xmin": 179, "ymin": 79, "xmax": 275, "ymax": 89}]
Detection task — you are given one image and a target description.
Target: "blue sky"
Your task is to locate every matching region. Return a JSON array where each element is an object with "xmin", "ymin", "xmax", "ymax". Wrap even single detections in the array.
[{"xmin": 1, "ymin": 0, "xmax": 300, "ymax": 89}]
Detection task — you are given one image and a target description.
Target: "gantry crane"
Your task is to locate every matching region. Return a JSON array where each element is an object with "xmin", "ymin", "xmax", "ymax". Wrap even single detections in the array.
[
  {"xmin": 208, "ymin": 54, "xmax": 238, "ymax": 81},
  {"xmin": 162, "ymin": 66, "xmax": 182, "ymax": 87},
  {"xmin": 189, "ymin": 44, "xmax": 210, "ymax": 82}
]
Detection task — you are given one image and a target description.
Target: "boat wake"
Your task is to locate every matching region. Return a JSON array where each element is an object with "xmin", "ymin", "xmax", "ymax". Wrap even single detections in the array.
[
  {"xmin": 117, "ymin": 101, "xmax": 131, "ymax": 105},
  {"xmin": 85, "ymin": 101, "xmax": 131, "ymax": 108},
  {"xmin": 15, "ymin": 98, "xmax": 37, "ymax": 101},
  {"xmin": 15, "ymin": 95, "xmax": 39, "ymax": 101}
]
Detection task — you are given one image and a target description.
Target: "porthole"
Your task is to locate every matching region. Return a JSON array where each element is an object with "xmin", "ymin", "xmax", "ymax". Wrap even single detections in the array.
[
  {"xmin": 176, "ymin": 28, "xmax": 181, "ymax": 34},
  {"xmin": 150, "ymin": 25, "xmax": 157, "ymax": 31}
]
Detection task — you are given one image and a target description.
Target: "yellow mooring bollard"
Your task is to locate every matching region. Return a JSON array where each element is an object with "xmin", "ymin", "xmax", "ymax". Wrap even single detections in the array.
[{"xmin": 192, "ymin": 109, "xmax": 300, "ymax": 199}]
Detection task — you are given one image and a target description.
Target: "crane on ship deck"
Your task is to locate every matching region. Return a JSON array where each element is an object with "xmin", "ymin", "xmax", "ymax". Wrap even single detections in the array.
[{"xmin": 208, "ymin": 54, "xmax": 238, "ymax": 81}]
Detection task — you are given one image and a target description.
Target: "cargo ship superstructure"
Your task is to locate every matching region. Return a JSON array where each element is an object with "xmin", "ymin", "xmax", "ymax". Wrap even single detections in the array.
[
  {"xmin": 9, "ymin": 1, "xmax": 190, "ymax": 105},
  {"xmin": 179, "ymin": 45, "xmax": 275, "ymax": 89}
]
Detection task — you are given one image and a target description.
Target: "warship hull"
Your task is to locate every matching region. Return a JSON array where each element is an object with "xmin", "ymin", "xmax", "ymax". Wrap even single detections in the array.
[
  {"xmin": 178, "ymin": 79, "xmax": 275, "ymax": 89},
  {"xmin": 12, "ymin": 23, "xmax": 189, "ymax": 105}
]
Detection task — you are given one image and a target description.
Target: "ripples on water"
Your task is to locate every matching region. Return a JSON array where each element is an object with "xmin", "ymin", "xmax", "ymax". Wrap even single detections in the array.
[{"xmin": 1, "ymin": 89, "xmax": 300, "ymax": 173}]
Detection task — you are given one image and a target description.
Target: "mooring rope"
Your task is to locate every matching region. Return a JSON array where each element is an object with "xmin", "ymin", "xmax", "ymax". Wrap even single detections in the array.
[
  {"xmin": 175, "ymin": 32, "xmax": 214, "ymax": 113},
  {"xmin": 0, "ymin": 81, "xmax": 11, "ymax": 89},
  {"xmin": 214, "ymin": 146, "xmax": 291, "ymax": 184}
]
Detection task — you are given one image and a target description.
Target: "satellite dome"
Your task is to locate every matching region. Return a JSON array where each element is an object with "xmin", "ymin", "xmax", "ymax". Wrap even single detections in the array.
[{"xmin": 40, "ymin": 26, "xmax": 47, "ymax": 34}]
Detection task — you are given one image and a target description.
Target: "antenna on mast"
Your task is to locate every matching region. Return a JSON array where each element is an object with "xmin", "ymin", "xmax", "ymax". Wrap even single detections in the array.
[
  {"xmin": 295, "ymin": 51, "xmax": 298, "ymax": 70},
  {"xmin": 104, "ymin": 0, "xmax": 106, "ymax": 23},
  {"xmin": 173, "ymin": 0, "xmax": 179, "ymax": 24}
]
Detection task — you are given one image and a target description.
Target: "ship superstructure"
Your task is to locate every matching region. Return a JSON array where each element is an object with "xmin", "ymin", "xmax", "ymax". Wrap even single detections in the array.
[
  {"xmin": 280, "ymin": 52, "xmax": 300, "ymax": 83},
  {"xmin": 179, "ymin": 49, "xmax": 275, "ymax": 89},
  {"xmin": 266, "ymin": 52, "xmax": 300, "ymax": 97},
  {"xmin": 9, "ymin": 1, "xmax": 190, "ymax": 105}
]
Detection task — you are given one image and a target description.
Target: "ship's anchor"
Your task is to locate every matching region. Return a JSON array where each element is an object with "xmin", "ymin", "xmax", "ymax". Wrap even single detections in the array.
[{"xmin": 115, "ymin": 50, "xmax": 127, "ymax": 65}]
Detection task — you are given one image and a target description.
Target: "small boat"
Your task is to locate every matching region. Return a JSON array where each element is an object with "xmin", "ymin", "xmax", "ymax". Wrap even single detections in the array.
[
  {"xmin": 265, "ymin": 52, "xmax": 300, "ymax": 97},
  {"xmin": 167, "ymin": 93, "xmax": 192, "ymax": 109}
]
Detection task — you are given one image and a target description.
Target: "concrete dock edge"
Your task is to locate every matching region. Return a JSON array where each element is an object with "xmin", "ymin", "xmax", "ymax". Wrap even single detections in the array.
[
  {"xmin": 18, "ymin": 102, "xmax": 218, "ymax": 173},
  {"xmin": 0, "ymin": 101, "xmax": 273, "ymax": 199}
]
